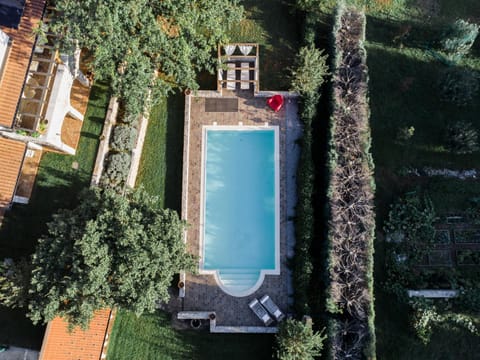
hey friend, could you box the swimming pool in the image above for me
[200,126,280,297]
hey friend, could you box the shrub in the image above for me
[439,68,480,106]
[111,125,138,152]
[290,44,329,97]
[441,19,479,63]
[445,120,479,154]
[103,152,132,189]
[275,319,326,360]
[411,298,479,345]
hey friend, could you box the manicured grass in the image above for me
[364,3,480,358]
[135,98,168,205]
[135,93,185,212]
[107,310,274,360]
[0,81,110,348]
[227,0,301,90]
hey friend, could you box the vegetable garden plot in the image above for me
[454,229,480,244]
[433,230,451,245]
[428,250,453,266]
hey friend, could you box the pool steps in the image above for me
[218,269,260,293]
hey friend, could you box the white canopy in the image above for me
[0,30,9,73]
[41,64,83,154]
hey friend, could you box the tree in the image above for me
[51,0,243,115]
[275,319,326,360]
[290,45,328,98]
[26,187,196,328]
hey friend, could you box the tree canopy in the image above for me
[275,319,326,360]
[51,0,243,115]
[26,187,195,328]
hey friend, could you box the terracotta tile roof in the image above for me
[0,0,46,128]
[39,309,113,360]
[0,137,26,208]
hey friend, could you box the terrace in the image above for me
[178,44,300,330]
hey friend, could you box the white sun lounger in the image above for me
[249,298,273,326]
[226,62,236,90]
[260,295,285,322]
[240,62,250,90]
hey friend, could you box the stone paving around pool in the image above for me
[178,90,300,328]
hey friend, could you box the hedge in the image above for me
[290,12,329,315]
[325,4,376,359]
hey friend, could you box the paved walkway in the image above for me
[0,347,39,360]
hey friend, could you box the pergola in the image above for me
[217,43,259,92]
[12,23,87,154]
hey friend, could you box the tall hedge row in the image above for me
[325,5,376,359]
[291,7,329,316]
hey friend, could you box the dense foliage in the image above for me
[0,258,31,309]
[275,319,326,360]
[26,187,196,328]
[439,67,479,106]
[111,125,138,152]
[326,5,376,359]
[51,0,243,115]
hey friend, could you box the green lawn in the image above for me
[0,81,110,349]
[225,0,301,90]
[364,2,480,358]
[135,93,185,211]
[107,310,274,360]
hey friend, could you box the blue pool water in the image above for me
[203,129,277,296]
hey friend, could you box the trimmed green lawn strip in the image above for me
[135,93,184,212]
[136,98,168,206]
[0,81,110,349]
[107,310,274,360]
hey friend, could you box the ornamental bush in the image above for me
[103,152,132,189]
[111,125,138,152]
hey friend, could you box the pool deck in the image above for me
[179,90,300,328]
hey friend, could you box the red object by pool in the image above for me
[267,95,284,112]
